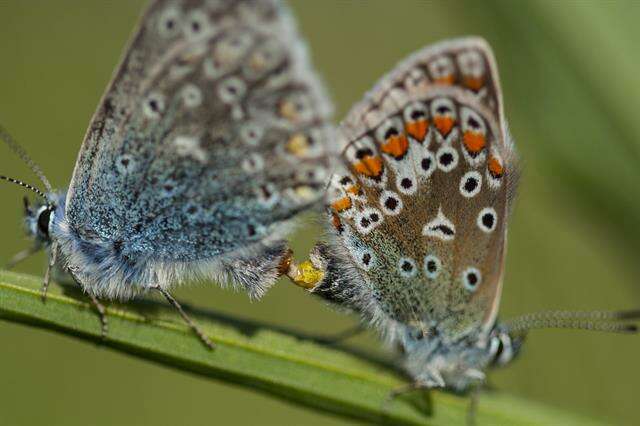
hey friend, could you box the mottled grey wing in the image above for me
[319,38,517,339]
[65,0,334,292]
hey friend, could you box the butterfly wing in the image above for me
[64,0,334,296]
[321,38,517,338]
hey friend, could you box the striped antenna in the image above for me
[0,124,53,194]
[505,309,640,335]
[0,175,47,200]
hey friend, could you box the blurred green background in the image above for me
[1,0,639,425]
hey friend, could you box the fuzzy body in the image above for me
[34,191,290,300]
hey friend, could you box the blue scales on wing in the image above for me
[60,0,335,299]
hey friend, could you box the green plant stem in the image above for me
[0,270,600,425]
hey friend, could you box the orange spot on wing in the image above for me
[434,116,455,136]
[464,76,484,91]
[353,156,383,178]
[346,184,362,196]
[331,196,352,213]
[331,213,342,230]
[381,134,409,159]
[488,156,504,178]
[434,75,455,85]
[463,131,486,153]
[405,119,429,142]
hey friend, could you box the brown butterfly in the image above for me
[283,37,639,419]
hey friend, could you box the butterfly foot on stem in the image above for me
[382,380,433,416]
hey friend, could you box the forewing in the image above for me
[65,0,334,262]
[328,38,516,338]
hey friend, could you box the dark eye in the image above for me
[37,207,52,237]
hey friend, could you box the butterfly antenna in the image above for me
[0,124,53,193]
[505,309,640,335]
[0,175,48,200]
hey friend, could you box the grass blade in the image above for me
[0,270,602,425]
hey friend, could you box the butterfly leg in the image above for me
[68,268,109,339]
[41,241,58,301]
[149,285,215,350]
[467,386,480,426]
[386,381,426,403]
[382,380,433,414]
[6,244,41,270]
[316,324,366,345]
[87,292,109,340]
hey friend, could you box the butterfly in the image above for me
[0,0,334,348]
[283,37,640,416]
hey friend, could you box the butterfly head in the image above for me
[399,320,524,392]
[23,195,57,245]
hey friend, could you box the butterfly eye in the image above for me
[157,6,183,38]
[398,257,418,278]
[477,207,498,233]
[412,329,425,340]
[462,267,482,292]
[218,77,247,104]
[436,146,459,172]
[143,92,166,119]
[423,255,441,279]
[459,171,482,198]
[36,206,52,238]
[379,191,403,216]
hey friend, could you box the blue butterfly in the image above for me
[1,0,335,348]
